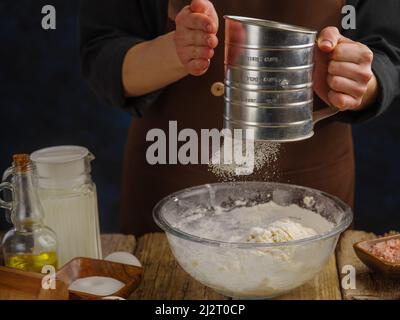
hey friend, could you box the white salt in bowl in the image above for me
[153,182,353,299]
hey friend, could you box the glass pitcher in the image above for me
[30,146,102,267]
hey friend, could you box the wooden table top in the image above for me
[104,231,400,300]
[1,231,399,300]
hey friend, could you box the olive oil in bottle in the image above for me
[0,155,58,273]
[5,252,58,273]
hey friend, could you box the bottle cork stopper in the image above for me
[13,154,31,172]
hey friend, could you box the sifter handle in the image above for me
[313,105,339,124]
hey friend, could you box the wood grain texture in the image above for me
[101,234,136,257]
[0,231,4,265]
[337,230,400,300]
[130,233,226,300]
[0,234,138,300]
[277,255,342,300]
[0,266,69,300]
[4,231,398,300]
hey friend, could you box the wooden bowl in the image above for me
[56,257,143,300]
[353,234,400,279]
[0,266,69,300]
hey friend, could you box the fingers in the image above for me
[327,75,368,100]
[328,60,373,83]
[190,0,218,32]
[327,64,373,111]
[175,2,219,76]
[319,26,375,110]
[186,59,210,76]
[175,29,218,48]
[191,0,211,13]
[328,91,361,111]
[332,42,374,64]
[176,46,215,63]
[176,8,215,33]
[318,27,342,53]
[201,0,219,31]
[190,0,218,21]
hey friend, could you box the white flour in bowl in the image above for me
[168,201,335,298]
[246,219,318,243]
[174,201,332,243]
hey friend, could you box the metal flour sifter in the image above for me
[213,15,339,142]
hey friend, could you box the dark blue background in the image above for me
[0,1,399,234]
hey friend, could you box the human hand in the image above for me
[174,0,219,76]
[313,27,378,111]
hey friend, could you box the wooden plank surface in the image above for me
[131,233,341,300]
[277,255,342,300]
[336,230,400,300]
[101,234,136,258]
[130,233,226,300]
[0,232,2,263]
[3,231,399,300]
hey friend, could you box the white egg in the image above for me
[105,252,142,267]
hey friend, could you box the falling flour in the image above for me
[208,138,281,181]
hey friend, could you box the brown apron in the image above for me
[120,0,355,236]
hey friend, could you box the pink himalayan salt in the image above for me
[370,239,400,264]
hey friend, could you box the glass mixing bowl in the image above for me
[153,182,353,299]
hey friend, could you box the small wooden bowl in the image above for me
[353,234,400,279]
[0,266,69,300]
[56,257,143,300]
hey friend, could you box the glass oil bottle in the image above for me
[0,154,58,273]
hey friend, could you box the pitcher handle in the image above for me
[1,166,14,223]
[313,105,339,124]
[0,182,14,211]
[2,166,13,182]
